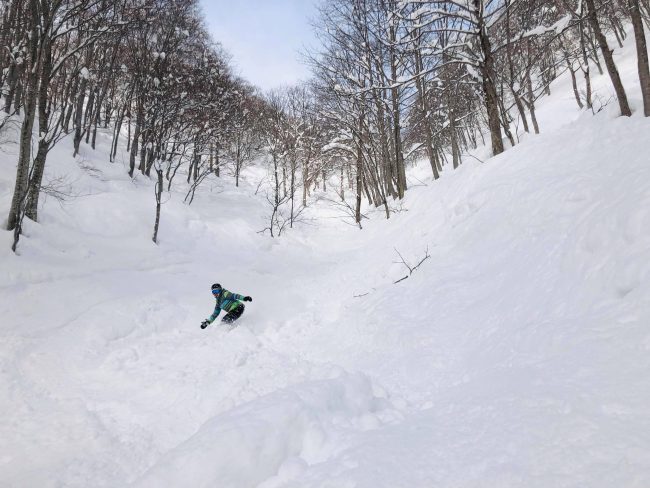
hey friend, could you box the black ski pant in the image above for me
[222,303,245,324]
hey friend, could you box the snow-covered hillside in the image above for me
[1,32,650,488]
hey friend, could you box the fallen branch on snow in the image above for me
[393,246,430,284]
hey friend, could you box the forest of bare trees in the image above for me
[1,0,649,250]
[0,0,258,249]
[306,0,650,226]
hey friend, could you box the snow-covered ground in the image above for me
[1,34,649,488]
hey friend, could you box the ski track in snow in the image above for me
[2,31,650,488]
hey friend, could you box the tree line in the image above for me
[1,0,649,249]
[303,0,650,226]
[0,0,263,250]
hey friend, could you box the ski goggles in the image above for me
[212,289,221,295]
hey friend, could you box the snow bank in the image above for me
[265,112,650,488]
[134,372,395,488]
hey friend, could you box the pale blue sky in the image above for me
[200,0,319,90]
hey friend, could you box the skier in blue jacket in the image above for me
[201,283,252,329]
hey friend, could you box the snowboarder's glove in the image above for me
[243,296,252,302]
[200,320,210,329]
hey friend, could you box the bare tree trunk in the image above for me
[194,148,200,181]
[586,33,604,75]
[578,24,594,110]
[566,56,584,109]
[4,61,18,113]
[449,111,461,169]
[72,76,89,157]
[612,21,625,48]
[270,152,280,238]
[413,30,439,180]
[129,99,143,177]
[585,0,632,116]
[390,89,406,198]
[630,0,650,116]
[152,168,163,244]
[62,78,77,133]
[139,128,148,175]
[215,142,220,177]
[289,160,296,228]
[91,43,120,150]
[523,40,540,134]
[375,94,397,197]
[187,147,198,183]
[498,95,516,147]
[126,113,131,151]
[511,88,530,133]
[144,145,155,176]
[386,2,407,198]
[505,2,529,134]
[302,162,309,206]
[282,165,287,197]
[110,100,127,162]
[2,0,21,114]
[474,0,504,155]
[25,27,54,221]
[606,2,627,48]
[83,86,96,144]
[525,70,540,134]
[7,1,39,235]
[355,115,363,227]
[14,80,23,115]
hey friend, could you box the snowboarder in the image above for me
[201,283,252,329]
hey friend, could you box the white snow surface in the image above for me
[1,35,650,488]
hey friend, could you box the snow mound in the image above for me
[135,372,397,488]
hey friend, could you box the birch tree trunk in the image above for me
[25,25,54,222]
[7,0,39,234]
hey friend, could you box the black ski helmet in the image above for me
[211,283,222,291]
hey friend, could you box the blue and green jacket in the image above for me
[208,289,246,323]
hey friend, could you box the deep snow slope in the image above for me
[1,33,650,488]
